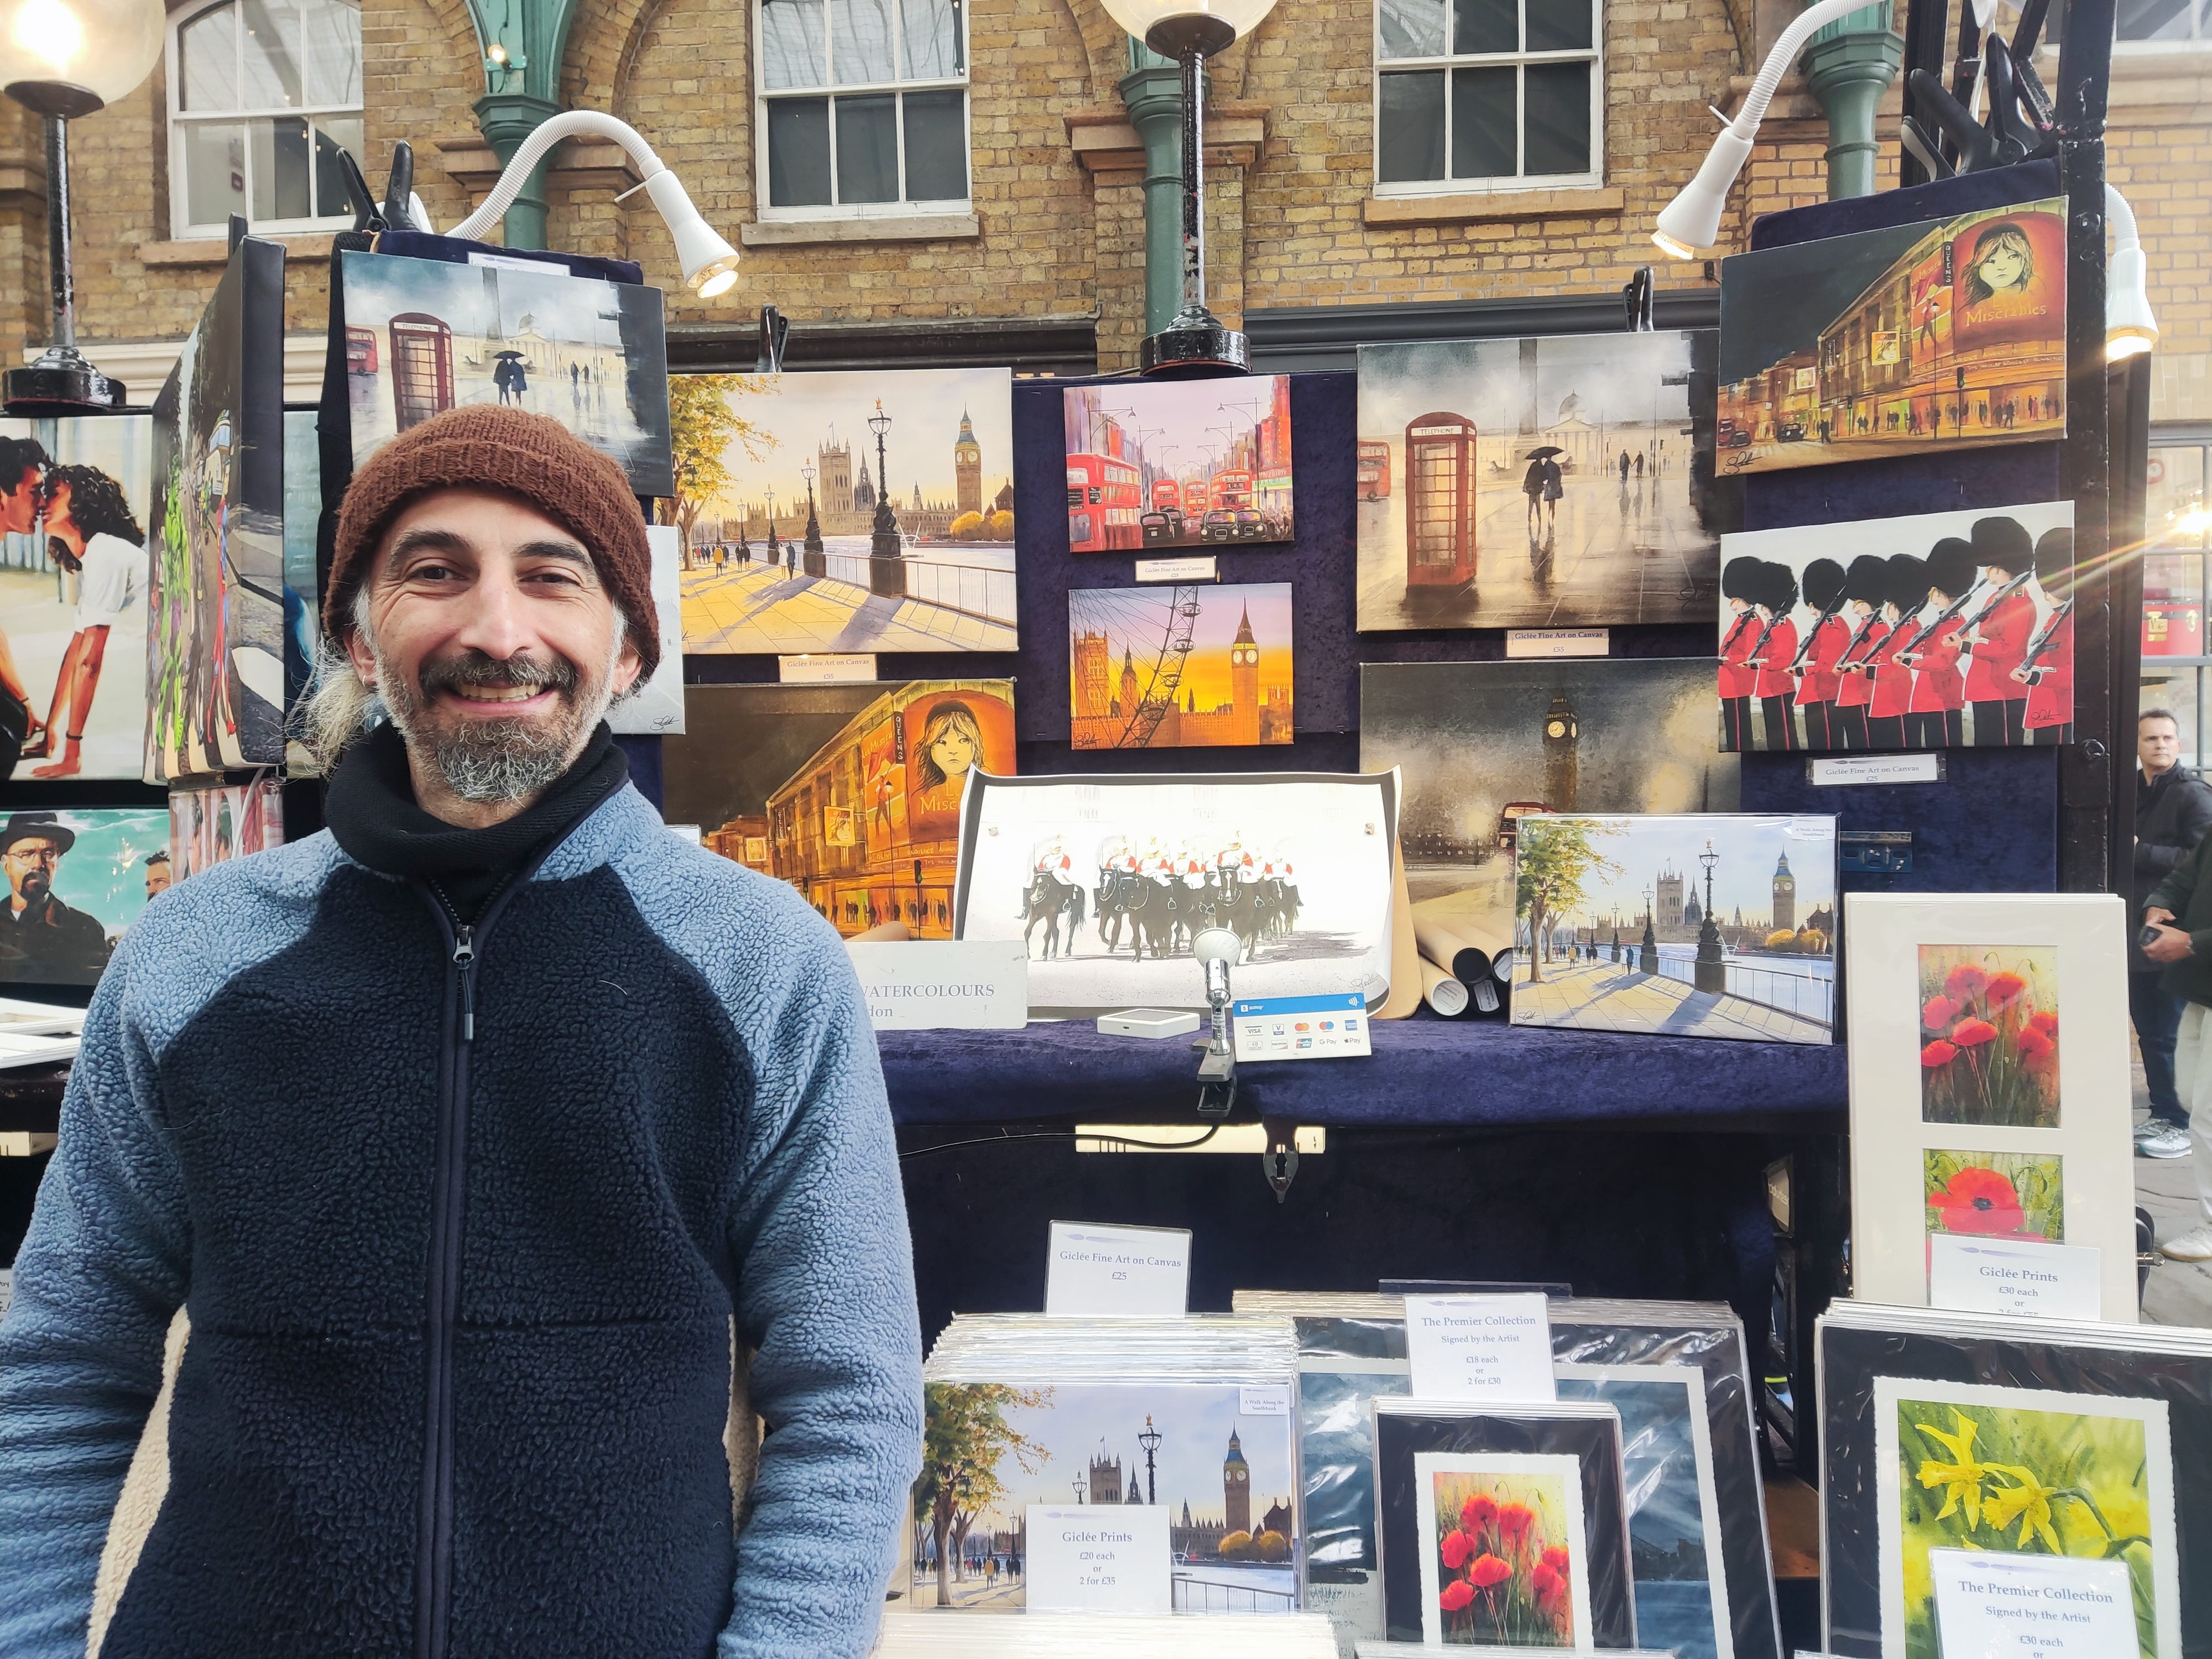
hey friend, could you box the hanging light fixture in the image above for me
[2105,183,2158,362]
[0,0,165,410]
[1094,0,1280,375]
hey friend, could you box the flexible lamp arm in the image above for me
[2105,181,2140,253]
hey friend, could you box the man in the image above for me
[2131,708,2212,1160]
[0,812,113,985]
[1959,514,2036,745]
[2143,833,2212,1260]
[23,462,147,778]
[0,434,51,775]
[0,408,921,1659]
[143,849,172,901]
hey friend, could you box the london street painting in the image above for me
[1355,332,1727,631]
[672,368,1016,654]
[1412,1455,1589,1647]
[660,680,1015,940]
[0,807,171,988]
[1510,814,1837,1046]
[1717,199,2067,476]
[1064,375,1293,551]
[1918,944,2060,1128]
[1068,583,1293,750]
[911,1382,1298,1614]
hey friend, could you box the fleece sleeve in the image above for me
[0,954,190,1659]
[717,927,922,1659]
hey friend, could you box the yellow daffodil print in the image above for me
[1913,1411,1989,1528]
[1981,1466,2062,1553]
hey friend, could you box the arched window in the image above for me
[167,0,364,236]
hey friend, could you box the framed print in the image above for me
[1071,583,1292,750]
[1064,376,1292,552]
[1412,1451,1593,1647]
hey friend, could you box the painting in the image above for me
[1718,197,2067,476]
[1361,659,1739,975]
[0,807,172,987]
[953,769,1399,1016]
[146,236,288,779]
[1717,502,2075,753]
[660,680,1014,938]
[911,1381,1299,1614]
[1069,583,1292,750]
[672,368,1015,653]
[1510,813,1837,1046]
[1413,1455,1588,1647]
[606,525,685,735]
[1918,945,2059,1128]
[280,407,321,773]
[1355,332,1728,630]
[1064,375,1292,551]
[1923,1150,2064,1247]
[168,775,284,886]
[0,414,153,781]
[340,249,672,496]
[1874,1378,2182,1659]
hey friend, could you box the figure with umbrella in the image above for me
[1523,446,1564,536]
[493,349,529,406]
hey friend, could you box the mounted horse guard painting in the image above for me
[1024,833,1302,964]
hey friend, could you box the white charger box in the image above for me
[1096,1008,1202,1040]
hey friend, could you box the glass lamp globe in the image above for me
[0,0,164,114]
[1096,0,1278,56]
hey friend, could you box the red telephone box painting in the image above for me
[388,313,455,432]
[1404,412,1478,589]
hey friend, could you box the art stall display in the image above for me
[1069,583,1293,750]
[1716,502,2074,752]
[1717,197,2067,477]
[279,407,321,770]
[1509,813,1838,1046]
[0,807,172,988]
[1843,893,2137,1320]
[1354,332,1726,630]
[1373,1397,1637,1649]
[1817,1300,2212,1659]
[145,236,288,779]
[953,770,1399,1016]
[1063,375,1293,552]
[661,680,1015,939]
[672,368,1016,654]
[339,249,672,496]
[168,774,284,883]
[0,414,154,781]
[1360,660,1740,981]
[607,525,686,735]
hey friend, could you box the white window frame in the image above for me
[165,0,364,240]
[1371,0,1604,197]
[2114,0,2212,50]
[753,0,974,222]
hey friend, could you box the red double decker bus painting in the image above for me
[1358,438,1391,499]
[1211,469,1254,509]
[1152,478,1181,514]
[1067,452,1144,551]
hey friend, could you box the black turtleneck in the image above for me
[324,721,629,924]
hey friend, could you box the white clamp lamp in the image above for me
[448,109,742,299]
[2106,182,2158,362]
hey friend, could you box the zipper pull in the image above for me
[451,925,474,968]
[453,926,476,1042]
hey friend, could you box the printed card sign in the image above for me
[778,653,878,684]
[1232,992,1371,1061]
[1404,1295,1556,1402]
[1505,628,1610,659]
[1927,1236,2101,1321]
[1044,1220,1192,1318]
[844,941,1026,1031]
[1928,1548,2135,1657]
[1025,1505,1172,1613]
[1809,753,1945,785]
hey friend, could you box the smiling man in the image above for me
[0,408,922,1659]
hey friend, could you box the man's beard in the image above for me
[375,640,618,804]
[19,871,49,906]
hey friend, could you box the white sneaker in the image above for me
[2137,1125,2193,1159]
[2159,1223,2212,1262]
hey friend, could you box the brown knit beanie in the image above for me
[329,406,660,681]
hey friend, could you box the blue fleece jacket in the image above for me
[0,785,922,1659]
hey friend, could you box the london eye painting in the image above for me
[1068,583,1293,750]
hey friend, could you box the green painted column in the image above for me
[1119,39,1194,337]
[1803,2,1903,201]
[463,0,585,248]
[474,93,560,249]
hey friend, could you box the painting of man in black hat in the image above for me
[0,812,114,984]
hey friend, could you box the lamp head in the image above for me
[0,0,162,114]
[1650,127,1755,260]
[1192,927,1240,967]
[2107,243,2158,362]
[642,169,740,299]
[1096,0,1276,55]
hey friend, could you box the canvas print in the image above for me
[673,368,1015,654]
[661,680,1014,939]
[0,415,153,781]
[607,525,684,736]
[1918,945,2059,1127]
[1872,1378,2182,1659]
[954,769,1398,1015]
[1717,502,2074,752]
[1361,660,1740,975]
[1063,375,1292,551]
[1923,1150,2064,1250]
[341,250,671,496]
[1069,583,1292,750]
[1509,813,1836,1045]
[168,775,283,885]
[1355,332,1728,630]
[0,807,171,987]
[911,1381,1298,1614]
[1718,198,2067,476]
[147,238,287,779]
[1413,1456,1588,1647]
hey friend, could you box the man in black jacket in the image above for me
[2133,709,2212,1159]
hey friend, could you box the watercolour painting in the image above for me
[1064,375,1292,551]
[0,807,171,988]
[1717,199,2067,476]
[660,680,1015,940]
[1872,1378,2180,1659]
[1355,332,1726,631]
[1922,1150,2064,1248]
[1069,583,1292,750]
[1412,1453,1589,1648]
[1918,944,2059,1128]
[673,368,1016,654]
[910,1381,1299,1614]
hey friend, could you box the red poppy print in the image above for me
[1917,945,2060,1129]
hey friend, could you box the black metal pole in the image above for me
[1179,44,1206,321]
[43,114,74,350]
[2107,352,2154,898]
[1898,0,1953,187]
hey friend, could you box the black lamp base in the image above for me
[4,347,126,415]
[1139,316,1250,378]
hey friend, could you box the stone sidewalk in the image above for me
[2135,1047,2212,1327]
[1511,959,1830,1044]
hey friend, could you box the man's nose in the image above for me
[444,570,538,659]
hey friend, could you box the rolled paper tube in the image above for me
[1419,954,1469,1018]
[1411,916,1494,987]
[1469,978,1504,1016]
[1490,947,1516,983]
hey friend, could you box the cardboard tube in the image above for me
[1411,915,1495,987]
[1419,954,1469,1017]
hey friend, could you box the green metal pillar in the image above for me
[463,0,584,248]
[1119,39,1194,337]
[1803,2,1903,201]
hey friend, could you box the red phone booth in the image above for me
[1404,411,1479,589]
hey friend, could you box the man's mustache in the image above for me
[19,872,48,901]
[416,650,580,702]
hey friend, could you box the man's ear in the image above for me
[343,615,379,688]
[611,638,644,698]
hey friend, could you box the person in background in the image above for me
[1895,538,1974,748]
[2132,708,2212,1160]
[2141,822,2212,1258]
[143,851,172,902]
[0,435,52,774]
[0,813,112,985]
[1959,515,2037,745]
[23,464,146,778]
